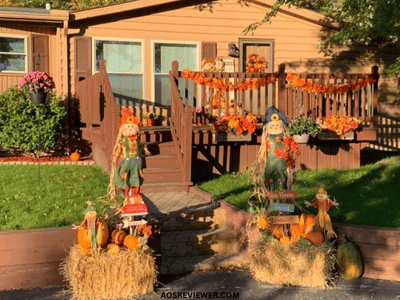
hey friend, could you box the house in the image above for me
[0,0,398,189]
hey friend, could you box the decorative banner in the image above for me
[267,190,297,201]
[269,215,300,225]
[270,202,295,213]
[286,73,375,94]
[181,69,278,92]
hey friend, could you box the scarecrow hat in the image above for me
[315,185,328,195]
[264,106,287,126]
[83,204,96,216]
[118,108,141,129]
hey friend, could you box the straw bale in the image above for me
[61,245,156,300]
[249,238,336,288]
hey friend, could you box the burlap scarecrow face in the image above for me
[264,106,287,136]
[118,108,141,137]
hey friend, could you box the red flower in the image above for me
[274,146,284,158]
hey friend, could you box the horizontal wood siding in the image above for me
[0,227,75,290]
[0,25,65,95]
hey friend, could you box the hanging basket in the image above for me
[29,92,47,105]
[292,134,310,144]
[213,132,252,143]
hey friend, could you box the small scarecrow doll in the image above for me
[257,106,300,191]
[108,108,144,203]
[82,204,99,249]
[305,185,339,239]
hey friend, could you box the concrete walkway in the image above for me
[0,269,399,300]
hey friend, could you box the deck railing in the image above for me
[75,59,119,171]
[174,62,378,124]
[169,61,193,183]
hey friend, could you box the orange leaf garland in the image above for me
[286,73,375,94]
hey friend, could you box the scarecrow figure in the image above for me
[108,108,145,203]
[305,185,339,239]
[257,106,300,191]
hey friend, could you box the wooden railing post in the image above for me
[371,65,379,126]
[278,63,286,114]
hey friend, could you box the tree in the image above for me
[242,0,400,75]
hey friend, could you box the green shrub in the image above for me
[0,87,66,154]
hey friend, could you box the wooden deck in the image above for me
[74,60,379,190]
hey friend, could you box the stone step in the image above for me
[194,253,250,272]
[157,206,225,231]
[159,255,211,275]
[161,228,238,257]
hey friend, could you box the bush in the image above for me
[0,88,66,154]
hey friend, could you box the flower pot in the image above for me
[29,92,47,105]
[146,118,155,127]
[292,134,309,144]
[317,131,354,140]
[213,132,252,143]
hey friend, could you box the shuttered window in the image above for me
[153,42,199,106]
[94,38,144,106]
[0,35,27,72]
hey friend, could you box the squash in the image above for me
[76,220,109,249]
[107,243,120,255]
[124,234,139,250]
[111,230,127,245]
[336,239,363,280]
[70,152,81,162]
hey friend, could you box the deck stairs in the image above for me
[140,127,192,192]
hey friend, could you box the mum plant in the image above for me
[318,116,361,138]
[143,112,159,120]
[213,112,257,135]
[18,71,55,94]
[287,116,320,137]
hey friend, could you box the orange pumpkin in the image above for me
[107,243,120,255]
[76,220,109,249]
[124,234,139,250]
[70,152,80,162]
[111,230,127,245]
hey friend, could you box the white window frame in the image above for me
[92,37,145,98]
[151,40,200,103]
[0,34,28,73]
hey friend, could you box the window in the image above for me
[0,36,27,72]
[153,42,198,106]
[94,38,143,106]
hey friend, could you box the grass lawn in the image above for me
[197,155,400,228]
[0,165,118,231]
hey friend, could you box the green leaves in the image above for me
[0,88,66,154]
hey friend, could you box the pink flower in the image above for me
[18,71,55,93]
[195,106,202,113]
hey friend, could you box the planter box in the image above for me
[212,132,252,143]
[317,131,354,140]
[0,227,75,291]
[292,134,309,144]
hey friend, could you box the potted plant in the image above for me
[18,71,55,105]
[286,116,320,143]
[143,112,159,126]
[213,112,257,142]
[317,116,361,140]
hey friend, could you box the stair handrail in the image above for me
[169,61,193,183]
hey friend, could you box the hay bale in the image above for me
[249,238,336,288]
[61,245,157,300]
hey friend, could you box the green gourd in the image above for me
[336,237,363,280]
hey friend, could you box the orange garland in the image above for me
[286,73,375,94]
[181,69,278,93]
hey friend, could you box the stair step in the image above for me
[145,141,177,155]
[141,182,192,193]
[194,253,250,272]
[142,168,183,183]
[144,154,180,169]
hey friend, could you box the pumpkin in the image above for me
[107,243,120,255]
[76,220,109,249]
[290,215,324,245]
[70,152,80,162]
[124,234,139,250]
[279,236,290,244]
[111,230,127,245]
[336,239,363,280]
[80,248,93,256]
[304,231,324,246]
